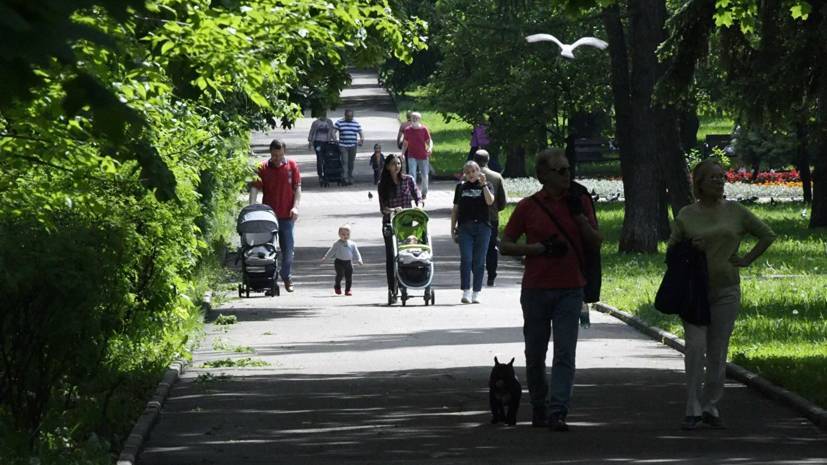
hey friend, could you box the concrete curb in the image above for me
[594,302,827,430]
[116,292,212,465]
[117,360,187,465]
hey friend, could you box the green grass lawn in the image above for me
[499,202,827,408]
[697,115,735,145]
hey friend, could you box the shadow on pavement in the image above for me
[138,367,826,465]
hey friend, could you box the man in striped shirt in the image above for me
[334,109,364,185]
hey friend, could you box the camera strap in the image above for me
[530,194,585,275]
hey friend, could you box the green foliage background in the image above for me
[0,0,422,462]
[427,0,611,154]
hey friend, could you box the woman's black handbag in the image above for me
[655,240,710,325]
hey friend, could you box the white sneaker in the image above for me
[471,291,481,303]
[461,289,471,304]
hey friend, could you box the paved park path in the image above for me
[137,71,826,465]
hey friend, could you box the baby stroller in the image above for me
[236,204,280,298]
[320,141,346,187]
[388,208,435,306]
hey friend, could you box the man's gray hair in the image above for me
[473,149,490,167]
[535,148,566,176]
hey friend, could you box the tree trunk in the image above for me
[615,0,667,253]
[796,121,813,203]
[679,109,700,152]
[646,0,693,217]
[655,106,694,215]
[504,144,526,178]
[602,5,634,166]
[811,68,827,227]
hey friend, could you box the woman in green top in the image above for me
[669,158,776,430]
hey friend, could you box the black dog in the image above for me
[489,357,521,426]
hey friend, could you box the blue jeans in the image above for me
[407,157,429,198]
[457,221,491,292]
[277,218,295,282]
[520,288,584,419]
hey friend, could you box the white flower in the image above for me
[240,5,252,12]
[792,310,799,315]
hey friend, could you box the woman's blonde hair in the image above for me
[691,158,724,200]
[463,160,480,172]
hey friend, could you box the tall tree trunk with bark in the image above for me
[811,72,827,227]
[655,106,694,216]
[504,144,526,178]
[808,5,827,227]
[646,0,693,217]
[621,0,667,253]
[795,121,813,203]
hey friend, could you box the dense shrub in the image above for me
[0,1,420,462]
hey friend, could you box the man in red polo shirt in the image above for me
[501,148,602,432]
[249,139,301,292]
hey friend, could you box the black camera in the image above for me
[542,234,569,257]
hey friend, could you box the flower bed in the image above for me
[726,168,801,184]
[504,177,806,201]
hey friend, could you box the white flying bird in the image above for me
[525,33,608,59]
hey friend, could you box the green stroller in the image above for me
[389,208,435,306]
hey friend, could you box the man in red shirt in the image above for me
[401,112,433,199]
[501,148,602,432]
[249,139,301,292]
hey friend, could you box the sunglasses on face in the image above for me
[548,166,570,176]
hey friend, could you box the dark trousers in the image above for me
[486,220,499,283]
[383,224,395,291]
[334,259,353,291]
[313,143,326,177]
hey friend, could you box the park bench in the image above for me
[573,137,617,163]
[703,134,733,156]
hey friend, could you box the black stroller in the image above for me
[319,141,346,187]
[236,204,280,297]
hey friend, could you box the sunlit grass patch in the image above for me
[201,357,269,368]
[214,314,238,325]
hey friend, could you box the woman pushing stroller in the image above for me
[377,154,422,303]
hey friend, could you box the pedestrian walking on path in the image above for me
[473,149,507,287]
[451,161,494,304]
[500,148,603,431]
[378,154,422,298]
[334,109,364,185]
[249,139,301,292]
[307,111,335,180]
[401,112,433,199]
[369,143,385,184]
[320,224,363,296]
[669,158,776,431]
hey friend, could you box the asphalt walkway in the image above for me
[137,71,826,465]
